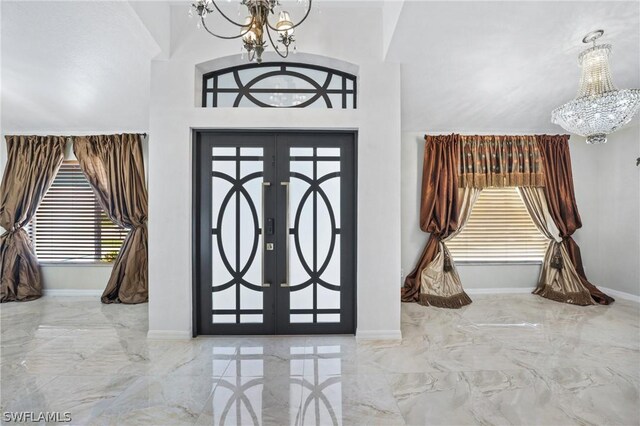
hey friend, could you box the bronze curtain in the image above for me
[536,135,613,305]
[401,134,473,308]
[73,134,148,304]
[0,136,66,302]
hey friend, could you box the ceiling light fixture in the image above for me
[551,30,640,144]
[190,0,311,64]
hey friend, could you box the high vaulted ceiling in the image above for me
[389,1,640,132]
[1,1,639,135]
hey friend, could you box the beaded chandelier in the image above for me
[551,30,640,144]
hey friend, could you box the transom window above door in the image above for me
[202,62,357,109]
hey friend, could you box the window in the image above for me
[447,188,548,262]
[202,62,357,109]
[31,161,127,263]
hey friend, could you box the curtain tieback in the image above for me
[1,225,24,241]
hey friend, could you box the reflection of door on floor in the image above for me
[194,131,357,335]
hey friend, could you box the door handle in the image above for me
[280,181,290,288]
[261,182,271,288]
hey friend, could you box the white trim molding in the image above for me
[598,287,640,304]
[43,289,103,297]
[356,329,402,341]
[147,330,192,340]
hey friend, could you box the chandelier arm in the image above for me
[200,15,255,40]
[208,0,248,27]
[266,25,289,59]
[265,0,312,32]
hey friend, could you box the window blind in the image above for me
[446,188,549,262]
[31,161,127,262]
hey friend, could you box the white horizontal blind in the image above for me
[447,187,549,262]
[32,161,127,262]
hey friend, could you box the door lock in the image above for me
[266,243,274,251]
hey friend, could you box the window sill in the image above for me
[455,261,543,266]
[39,262,115,267]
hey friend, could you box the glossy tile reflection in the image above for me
[1,295,639,425]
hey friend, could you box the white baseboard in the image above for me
[466,287,532,295]
[356,329,402,340]
[147,330,192,340]
[44,289,103,297]
[598,287,640,303]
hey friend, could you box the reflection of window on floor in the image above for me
[30,161,127,263]
[209,344,344,425]
[447,188,548,262]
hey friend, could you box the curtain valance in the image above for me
[458,135,545,189]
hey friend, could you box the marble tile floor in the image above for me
[1,294,639,425]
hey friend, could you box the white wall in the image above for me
[147,5,402,338]
[595,124,640,296]
[401,125,640,297]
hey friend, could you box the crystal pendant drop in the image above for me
[551,30,640,143]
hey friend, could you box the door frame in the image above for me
[192,129,358,336]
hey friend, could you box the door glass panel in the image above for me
[317,148,340,157]
[320,178,341,228]
[317,285,340,310]
[240,282,262,309]
[317,314,340,323]
[240,161,262,179]
[290,314,313,323]
[290,147,313,157]
[212,147,235,156]
[289,233,309,289]
[212,285,236,310]
[290,284,313,310]
[240,314,263,323]
[211,147,265,325]
[315,197,332,270]
[321,235,340,286]
[211,237,233,286]
[241,147,264,156]
[212,314,236,323]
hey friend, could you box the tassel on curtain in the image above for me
[401,134,474,308]
[73,134,148,304]
[0,136,66,302]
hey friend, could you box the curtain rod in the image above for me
[2,132,147,138]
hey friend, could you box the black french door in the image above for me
[194,131,356,335]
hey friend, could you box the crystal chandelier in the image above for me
[190,0,312,63]
[551,30,640,144]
